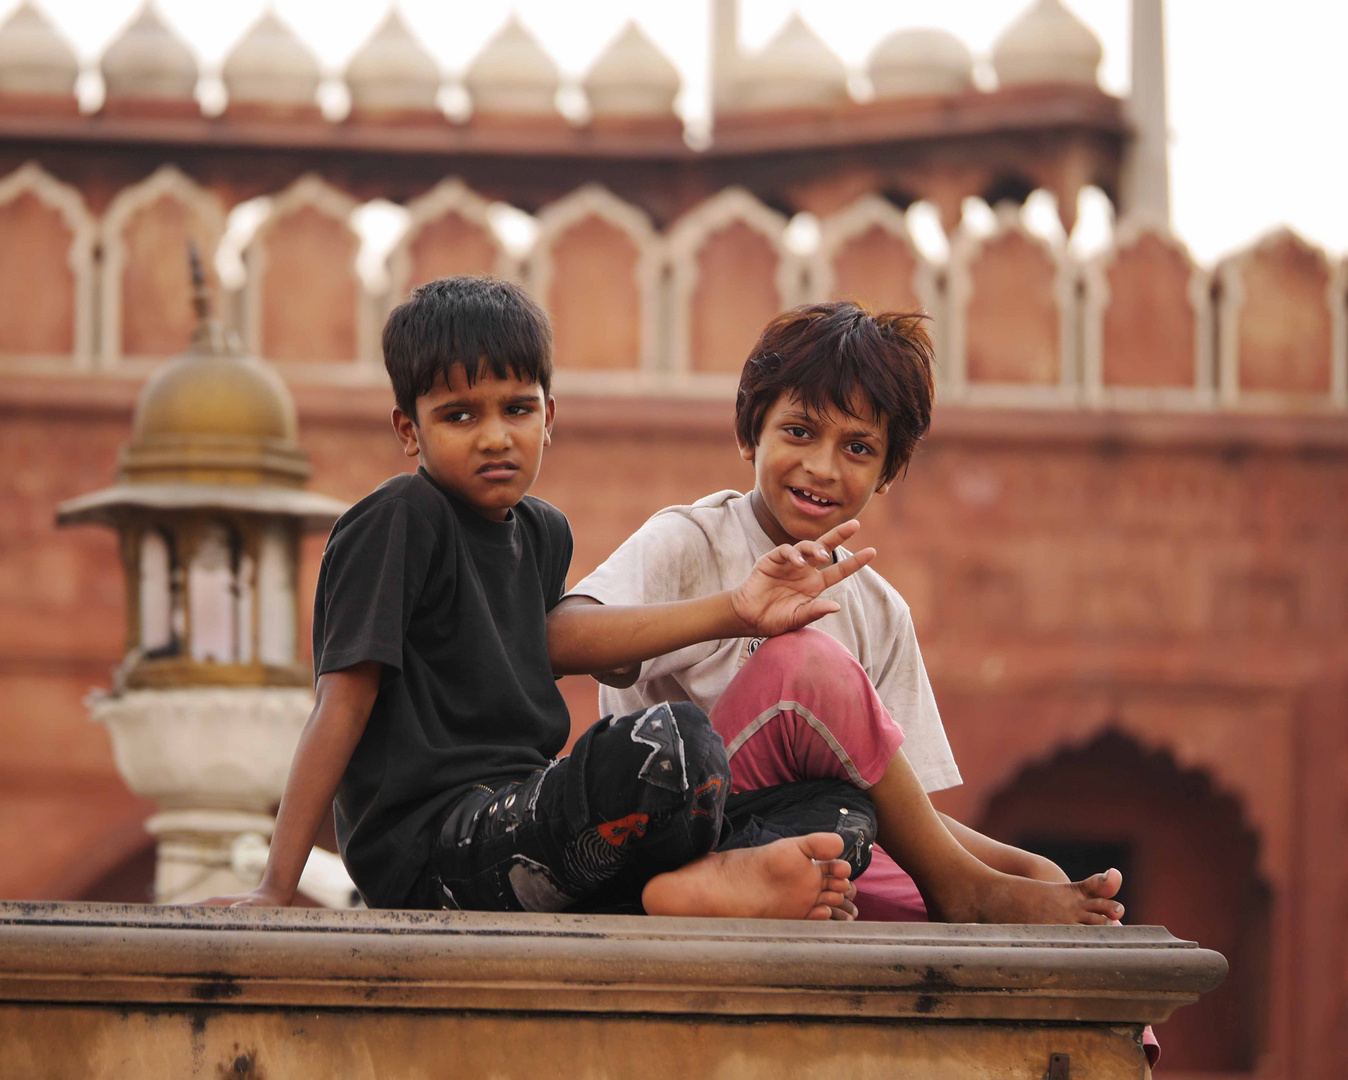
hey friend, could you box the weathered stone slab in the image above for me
[0,901,1225,1079]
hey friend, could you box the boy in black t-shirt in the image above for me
[205,276,876,918]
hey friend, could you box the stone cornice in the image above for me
[0,901,1225,1024]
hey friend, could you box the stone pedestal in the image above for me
[0,903,1226,1079]
[89,688,312,901]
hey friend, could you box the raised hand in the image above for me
[729,519,876,638]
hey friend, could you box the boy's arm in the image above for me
[197,662,381,906]
[548,520,875,677]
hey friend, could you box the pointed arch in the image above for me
[0,162,95,365]
[100,165,226,366]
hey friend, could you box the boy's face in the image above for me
[392,364,554,521]
[738,391,891,546]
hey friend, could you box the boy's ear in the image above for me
[875,477,893,495]
[542,395,556,448]
[735,431,756,463]
[391,406,420,459]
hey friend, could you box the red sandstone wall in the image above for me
[2,382,1347,1076]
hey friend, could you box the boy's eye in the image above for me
[445,410,471,423]
[784,425,811,439]
[846,442,874,456]
[506,403,536,416]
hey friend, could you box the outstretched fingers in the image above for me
[819,546,876,588]
[815,519,862,552]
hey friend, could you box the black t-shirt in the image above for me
[313,468,573,908]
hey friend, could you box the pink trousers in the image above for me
[707,628,1161,1068]
[708,627,927,922]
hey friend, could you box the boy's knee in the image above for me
[577,702,729,820]
[747,628,868,696]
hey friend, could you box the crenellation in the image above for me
[241,174,364,366]
[1218,228,1340,408]
[527,183,663,384]
[98,164,224,367]
[0,161,94,365]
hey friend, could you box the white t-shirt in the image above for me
[567,490,962,794]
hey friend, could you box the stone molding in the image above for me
[1080,215,1213,410]
[0,161,95,365]
[0,902,1226,1023]
[98,164,226,367]
[527,183,664,378]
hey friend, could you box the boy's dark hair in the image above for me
[735,302,936,483]
[383,276,553,420]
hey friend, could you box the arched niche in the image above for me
[527,184,661,376]
[0,162,94,364]
[243,174,365,364]
[811,194,937,316]
[386,179,513,301]
[946,203,1076,404]
[1217,228,1342,405]
[666,187,804,379]
[1082,219,1213,407]
[977,731,1270,1073]
[100,165,226,366]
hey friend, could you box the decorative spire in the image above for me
[101,4,198,103]
[869,28,974,99]
[992,0,1103,88]
[464,16,560,115]
[222,11,321,107]
[187,241,234,356]
[346,8,440,113]
[729,13,847,112]
[583,22,680,117]
[0,1,79,98]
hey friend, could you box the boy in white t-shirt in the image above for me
[553,302,1124,926]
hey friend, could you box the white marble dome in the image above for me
[464,16,559,116]
[101,4,198,102]
[0,2,79,97]
[869,28,974,99]
[222,11,321,106]
[346,9,440,112]
[583,22,680,117]
[992,0,1102,87]
[732,13,848,112]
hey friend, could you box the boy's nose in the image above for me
[478,419,511,451]
[802,447,840,482]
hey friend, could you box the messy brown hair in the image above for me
[735,302,936,482]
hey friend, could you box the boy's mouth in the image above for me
[787,486,839,515]
[478,460,520,481]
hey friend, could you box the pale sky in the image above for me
[11,1,1348,265]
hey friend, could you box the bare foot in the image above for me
[642,833,855,921]
[932,867,1125,925]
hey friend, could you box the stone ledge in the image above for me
[0,901,1225,1024]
